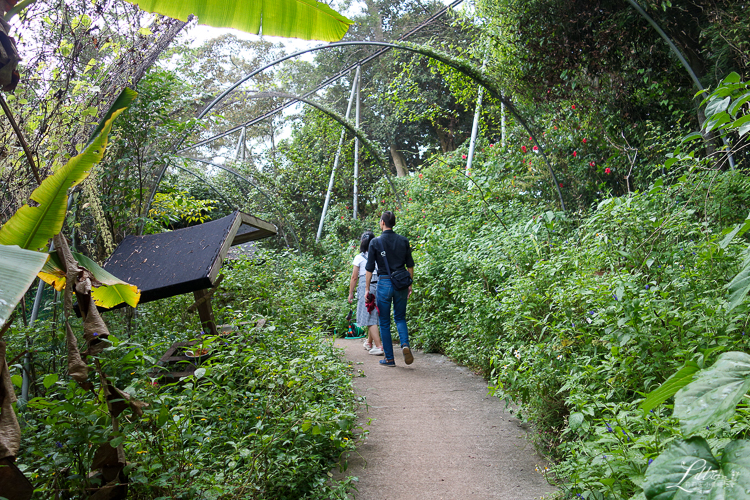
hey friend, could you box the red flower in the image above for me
[490,143,494,147]
[582,138,587,143]
[605,167,611,174]
[341,216,344,219]
[554,126,558,130]
[572,151,577,157]
[521,146,527,153]
[571,105,576,110]
[559,183,564,187]
[418,174,423,178]
[382,200,385,203]
[532,146,539,152]
[462,154,467,159]
[589,161,595,167]
[528,136,532,141]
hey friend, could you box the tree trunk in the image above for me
[390,145,408,177]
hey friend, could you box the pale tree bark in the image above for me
[364,0,384,42]
[390,144,408,177]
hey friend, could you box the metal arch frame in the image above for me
[145,89,405,243]
[147,88,404,216]
[248,90,402,207]
[625,0,735,170]
[180,156,301,251]
[170,41,566,211]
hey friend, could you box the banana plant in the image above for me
[0,245,48,326]
[122,0,352,41]
[38,251,140,309]
[0,89,139,327]
[5,0,352,42]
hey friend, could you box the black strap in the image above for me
[374,237,393,278]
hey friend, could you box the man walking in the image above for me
[365,211,415,366]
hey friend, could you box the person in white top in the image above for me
[348,231,383,355]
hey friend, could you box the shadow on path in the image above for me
[334,338,557,500]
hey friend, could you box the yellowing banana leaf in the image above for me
[0,92,135,251]
[0,244,49,326]
[124,0,352,42]
[38,252,141,309]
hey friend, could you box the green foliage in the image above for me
[0,245,49,325]
[147,190,216,232]
[640,352,750,499]
[13,250,360,499]
[0,99,130,250]
[124,0,353,42]
[352,116,750,498]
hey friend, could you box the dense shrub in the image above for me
[360,128,750,498]
[11,251,360,499]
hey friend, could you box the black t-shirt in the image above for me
[365,230,414,275]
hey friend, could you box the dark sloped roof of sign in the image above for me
[103,211,275,305]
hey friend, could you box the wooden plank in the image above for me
[232,213,277,245]
[193,289,218,336]
[208,212,241,284]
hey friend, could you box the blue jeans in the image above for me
[376,277,409,361]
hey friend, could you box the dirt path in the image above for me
[334,338,556,500]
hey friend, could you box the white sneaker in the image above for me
[363,341,373,350]
[369,347,384,356]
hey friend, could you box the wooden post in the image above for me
[193,289,218,336]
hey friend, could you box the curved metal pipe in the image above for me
[151,89,404,222]
[181,156,301,251]
[625,0,735,170]
[174,41,566,210]
[252,91,402,209]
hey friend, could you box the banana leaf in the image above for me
[38,252,141,309]
[0,96,132,251]
[0,244,49,326]
[123,0,352,42]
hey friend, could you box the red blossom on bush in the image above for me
[528,136,532,141]
[589,161,595,167]
[554,126,558,130]
[418,174,423,178]
[559,183,564,187]
[572,151,577,157]
[605,167,611,174]
[521,146,527,153]
[490,143,494,147]
[462,154,467,159]
[571,105,576,110]
[532,146,539,152]
[582,138,587,143]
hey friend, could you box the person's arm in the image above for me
[365,240,377,295]
[405,238,415,297]
[348,266,359,303]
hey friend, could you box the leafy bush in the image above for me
[12,249,361,499]
[356,119,750,499]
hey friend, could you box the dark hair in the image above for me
[359,230,375,253]
[381,211,396,228]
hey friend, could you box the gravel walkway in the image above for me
[334,338,557,500]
